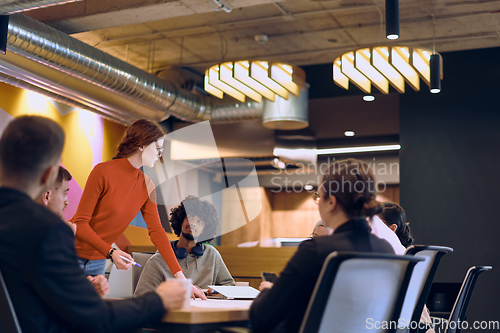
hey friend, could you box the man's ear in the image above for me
[40,164,58,188]
[42,190,51,205]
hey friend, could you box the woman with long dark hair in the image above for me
[73,119,203,297]
[250,158,395,333]
[377,201,415,248]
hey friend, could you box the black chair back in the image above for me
[403,245,453,332]
[445,266,492,333]
[0,268,22,333]
[299,252,424,333]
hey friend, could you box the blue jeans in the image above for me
[77,257,107,276]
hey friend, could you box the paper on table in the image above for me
[190,299,252,309]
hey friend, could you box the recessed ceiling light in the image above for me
[316,144,401,155]
[363,95,375,102]
[344,131,355,137]
[304,184,314,191]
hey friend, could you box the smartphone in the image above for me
[261,272,279,283]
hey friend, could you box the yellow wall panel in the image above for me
[102,119,126,162]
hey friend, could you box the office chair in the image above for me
[132,252,155,293]
[396,245,453,333]
[432,266,492,333]
[103,264,134,299]
[0,268,22,333]
[299,252,424,333]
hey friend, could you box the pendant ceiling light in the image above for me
[386,0,399,40]
[1,15,8,54]
[204,61,306,102]
[333,46,443,94]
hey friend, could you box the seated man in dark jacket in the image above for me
[0,115,186,333]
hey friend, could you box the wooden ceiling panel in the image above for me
[15,0,500,157]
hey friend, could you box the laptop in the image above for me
[207,285,260,300]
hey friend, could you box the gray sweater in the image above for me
[134,241,235,296]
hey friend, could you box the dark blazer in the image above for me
[250,218,395,333]
[0,188,165,333]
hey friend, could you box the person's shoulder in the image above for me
[294,238,321,257]
[202,243,215,250]
[201,243,219,256]
[370,234,397,254]
[148,251,166,265]
[21,201,70,238]
[88,160,110,176]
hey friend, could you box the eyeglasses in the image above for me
[155,142,164,156]
[312,192,320,205]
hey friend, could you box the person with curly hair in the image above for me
[134,195,234,296]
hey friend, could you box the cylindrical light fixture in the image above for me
[0,15,8,54]
[430,54,441,93]
[386,0,399,40]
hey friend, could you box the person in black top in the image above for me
[250,158,395,333]
[0,116,186,333]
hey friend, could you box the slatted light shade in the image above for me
[204,61,306,102]
[333,46,443,94]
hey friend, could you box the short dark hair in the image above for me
[169,195,220,243]
[54,166,72,187]
[0,116,65,185]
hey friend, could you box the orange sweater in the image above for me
[73,158,182,275]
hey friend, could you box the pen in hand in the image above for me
[119,255,142,267]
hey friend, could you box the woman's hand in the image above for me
[111,249,133,270]
[259,281,274,291]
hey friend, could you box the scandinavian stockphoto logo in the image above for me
[268,158,399,194]
[143,121,262,242]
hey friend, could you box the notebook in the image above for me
[207,285,260,300]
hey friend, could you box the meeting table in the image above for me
[144,298,252,332]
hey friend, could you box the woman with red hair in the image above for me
[73,119,204,297]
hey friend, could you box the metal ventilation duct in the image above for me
[0,13,273,125]
[0,0,82,15]
[0,72,128,121]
